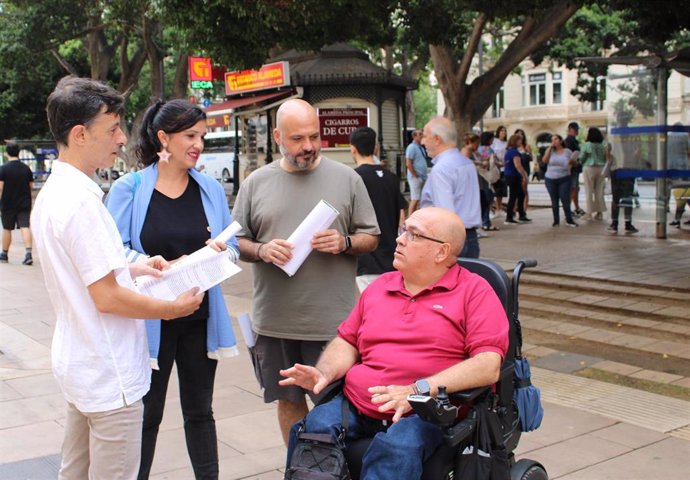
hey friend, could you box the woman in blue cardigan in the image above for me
[106,99,239,479]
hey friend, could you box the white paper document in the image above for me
[237,313,257,348]
[279,200,340,277]
[135,222,243,301]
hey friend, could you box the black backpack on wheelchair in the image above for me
[341,258,547,480]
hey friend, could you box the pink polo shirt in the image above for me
[338,263,508,420]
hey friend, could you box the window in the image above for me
[593,77,606,111]
[529,73,547,106]
[492,86,504,117]
[552,72,562,104]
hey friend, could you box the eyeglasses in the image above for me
[398,225,446,244]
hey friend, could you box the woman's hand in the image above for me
[205,239,227,252]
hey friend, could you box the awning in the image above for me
[205,89,297,117]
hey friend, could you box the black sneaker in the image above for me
[505,218,519,224]
[625,224,639,234]
[566,221,579,228]
[575,208,586,215]
[552,222,559,227]
[519,216,533,222]
[606,224,618,234]
[0,252,7,263]
[22,253,33,266]
[670,220,680,227]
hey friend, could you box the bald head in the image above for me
[276,99,318,133]
[274,99,321,171]
[414,207,465,261]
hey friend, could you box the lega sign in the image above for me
[318,108,369,148]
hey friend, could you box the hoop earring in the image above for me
[157,143,171,163]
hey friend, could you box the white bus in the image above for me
[197,130,242,183]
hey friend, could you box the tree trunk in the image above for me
[143,17,164,99]
[172,52,189,99]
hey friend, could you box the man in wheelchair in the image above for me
[280,207,509,479]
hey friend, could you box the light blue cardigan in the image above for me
[105,163,240,368]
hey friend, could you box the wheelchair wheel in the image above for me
[511,458,548,480]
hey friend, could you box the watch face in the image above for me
[416,379,431,395]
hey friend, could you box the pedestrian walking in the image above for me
[0,143,34,265]
[405,128,428,216]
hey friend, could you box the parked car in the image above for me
[197,130,242,183]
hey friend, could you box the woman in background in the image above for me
[503,133,531,224]
[515,128,533,215]
[106,99,240,479]
[542,134,578,227]
[491,125,508,215]
[579,127,607,220]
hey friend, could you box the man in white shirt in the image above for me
[32,76,204,480]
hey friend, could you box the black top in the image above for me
[354,164,407,275]
[141,177,210,321]
[0,160,33,211]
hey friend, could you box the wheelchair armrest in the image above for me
[449,385,491,403]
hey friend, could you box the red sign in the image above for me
[318,108,369,148]
[189,57,212,81]
[206,114,232,129]
[225,61,290,95]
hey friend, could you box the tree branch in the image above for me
[50,48,79,75]
[457,13,487,85]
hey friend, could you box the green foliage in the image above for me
[413,73,437,128]
[540,2,690,103]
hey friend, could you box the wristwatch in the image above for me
[414,379,431,396]
[343,235,352,252]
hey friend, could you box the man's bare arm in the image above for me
[88,271,203,320]
[279,336,360,394]
[369,351,502,422]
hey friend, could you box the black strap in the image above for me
[340,395,349,433]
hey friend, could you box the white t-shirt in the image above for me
[31,161,150,413]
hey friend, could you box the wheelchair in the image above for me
[342,257,547,480]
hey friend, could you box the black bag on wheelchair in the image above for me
[285,397,351,480]
[456,395,511,480]
[285,431,350,480]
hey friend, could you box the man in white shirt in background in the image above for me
[32,76,203,480]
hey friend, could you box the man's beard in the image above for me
[279,143,318,170]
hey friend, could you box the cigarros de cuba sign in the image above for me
[318,108,369,148]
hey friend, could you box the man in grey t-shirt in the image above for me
[232,99,379,444]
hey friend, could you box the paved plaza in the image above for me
[1,183,689,479]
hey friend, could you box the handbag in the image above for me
[456,395,511,480]
[285,398,351,480]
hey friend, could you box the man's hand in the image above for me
[311,229,345,254]
[279,363,330,394]
[258,239,293,266]
[129,255,170,278]
[164,287,203,320]
[368,384,416,422]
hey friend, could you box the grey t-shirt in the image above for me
[232,157,380,340]
[544,148,573,180]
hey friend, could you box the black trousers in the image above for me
[138,320,219,480]
[506,175,526,220]
[610,171,635,224]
